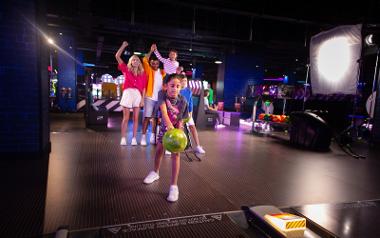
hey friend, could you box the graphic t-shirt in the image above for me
[157,93,188,128]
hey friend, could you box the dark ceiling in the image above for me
[44,0,380,78]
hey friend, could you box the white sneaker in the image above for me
[143,171,160,184]
[150,134,156,145]
[120,137,127,146]
[165,150,171,155]
[195,145,206,154]
[167,185,179,202]
[140,135,147,146]
[131,137,138,146]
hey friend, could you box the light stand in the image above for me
[369,47,380,143]
[335,53,366,159]
[369,48,380,119]
[302,64,310,111]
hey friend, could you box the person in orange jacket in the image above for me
[140,44,166,145]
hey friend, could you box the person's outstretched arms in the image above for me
[153,44,168,64]
[115,41,128,64]
[145,44,155,59]
[142,44,155,71]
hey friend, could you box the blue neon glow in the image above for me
[82,63,95,67]
[284,75,288,84]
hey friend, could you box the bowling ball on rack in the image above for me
[272,115,281,122]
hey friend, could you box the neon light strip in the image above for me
[263,77,284,81]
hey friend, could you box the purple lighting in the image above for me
[264,77,284,81]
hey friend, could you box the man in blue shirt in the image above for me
[179,74,206,154]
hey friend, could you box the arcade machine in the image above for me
[101,83,117,99]
[115,75,124,99]
[91,83,102,100]
[84,70,108,128]
[188,80,209,129]
[49,67,58,110]
[90,74,123,113]
[100,73,117,99]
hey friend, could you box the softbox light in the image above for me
[310,24,362,95]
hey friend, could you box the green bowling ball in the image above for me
[163,128,188,153]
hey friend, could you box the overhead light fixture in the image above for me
[214,60,223,64]
[365,34,379,46]
[47,38,54,44]
[133,51,142,55]
[59,32,63,35]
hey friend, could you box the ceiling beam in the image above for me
[153,0,330,26]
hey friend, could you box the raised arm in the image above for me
[115,41,128,64]
[145,44,156,60]
[153,45,168,64]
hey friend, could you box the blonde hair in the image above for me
[127,55,144,76]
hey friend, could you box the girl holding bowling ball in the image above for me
[143,74,189,202]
